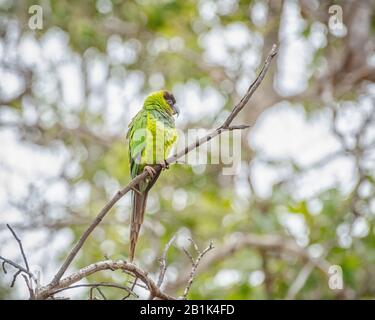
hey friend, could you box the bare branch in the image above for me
[38,260,175,300]
[22,274,35,299]
[51,282,138,298]
[0,256,31,278]
[10,270,22,287]
[123,277,139,300]
[2,261,7,274]
[182,248,195,266]
[181,241,214,299]
[6,224,30,272]
[96,287,107,300]
[188,238,200,254]
[1,225,36,298]
[220,44,278,128]
[157,234,177,288]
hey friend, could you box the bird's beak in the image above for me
[172,104,180,117]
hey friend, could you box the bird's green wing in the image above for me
[127,110,148,178]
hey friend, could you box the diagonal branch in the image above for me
[50,44,278,286]
[220,44,278,129]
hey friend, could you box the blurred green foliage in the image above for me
[1,0,375,299]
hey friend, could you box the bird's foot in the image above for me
[144,165,157,178]
[160,160,170,170]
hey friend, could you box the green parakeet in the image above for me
[126,90,179,261]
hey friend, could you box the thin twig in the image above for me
[89,286,95,300]
[148,234,177,300]
[1,225,36,298]
[96,287,107,300]
[220,44,278,128]
[188,238,200,254]
[0,256,35,281]
[182,248,195,265]
[123,277,139,300]
[126,279,148,290]
[157,234,177,287]
[51,282,138,298]
[2,261,7,274]
[6,224,30,272]
[22,274,35,299]
[10,270,22,287]
[181,241,214,299]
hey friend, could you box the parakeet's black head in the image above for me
[163,90,179,116]
[143,90,180,117]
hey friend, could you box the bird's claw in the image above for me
[161,160,170,170]
[144,166,157,178]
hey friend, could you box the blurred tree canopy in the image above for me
[0,0,375,299]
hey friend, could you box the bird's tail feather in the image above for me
[129,169,161,262]
[130,188,148,262]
